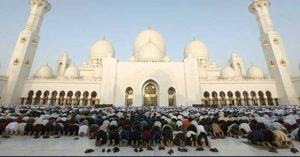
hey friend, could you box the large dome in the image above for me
[220,66,236,80]
[64,65,80,79]
[247,65,264,79]
[35,64,53,79]
[137,40,164,62]
[90,39,115,59]
[184,39,209,59]
[133,27,165,54]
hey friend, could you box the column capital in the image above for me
[249,0,270,14]
[30,0,51,13]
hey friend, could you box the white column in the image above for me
[249,0,298,105]
[0,0,51,106]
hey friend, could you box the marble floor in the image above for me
[0,136,300,156]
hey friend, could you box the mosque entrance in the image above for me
[125,87,133,107]
[143,81,158,106]
[168,87,176,106]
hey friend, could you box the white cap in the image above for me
[176,120,183,127]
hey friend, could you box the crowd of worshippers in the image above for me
[1,105,300,154]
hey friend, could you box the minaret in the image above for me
[249,0,298,105]
[1,0,51,106]
[56,52,71,76]
[228,53,245,78]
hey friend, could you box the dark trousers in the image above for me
[96,130,108,145]
[197,132,209,146]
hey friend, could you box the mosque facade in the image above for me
[0,0,299,107]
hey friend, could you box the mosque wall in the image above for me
[199,79,278,103]
[206,69,222,80]
[184,58,202,106]
[292,76,300,99]
[20,79,101,100]
[78,68,94,80]
[113,62,188,106]
[0,76,8,102]
[100,58,117,105]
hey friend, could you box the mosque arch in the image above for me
[266,91,274,106]
[74,91,81,106]
[58,91,65,105]
[227,91,234,106]
[82,91,89,106]
[66,91,73,105]
[258,91,266,106]
[26,90,34,105]
[91,91,97,106]
[243,91,250,106]
[212,91,218,107]
[142,80,159,106]
[34,90,42,105]
[168,87,176,107]
[203,91,210,106]
[125,87,133,107]
[235,91,242,106]
[219,91,226,106]
[42,90,50,105]
[250,91,258,106]
[50,91,57,105]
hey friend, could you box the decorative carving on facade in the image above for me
[13,58,20,65]
[32,39,38,45]
[280,59,286,66]
[273,38,279,44]
[257,4,262,8]
[20,37,27,43]
[25,60,31,66]
[262,40,268,46]
[269,61,275,68]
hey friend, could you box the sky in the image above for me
[0,0,299,77]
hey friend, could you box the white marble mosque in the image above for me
[0,0,299,107]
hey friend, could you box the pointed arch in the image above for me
[142,79,159,106]
[125,87,133,107]
[168,87,176,106]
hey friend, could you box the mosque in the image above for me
[0,0,299,107]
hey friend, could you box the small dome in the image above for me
[90,39,115,59]
[35,64,53,79]
[64,65,80,79]
[137,40,164,62]
[184,39,209,59]
[93,67,103,79]
[220,66,236,80]
[247,65,264,79]
[133,27,165,54]
[199,68,207,79]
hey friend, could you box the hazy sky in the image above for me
[0,0,299,77]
